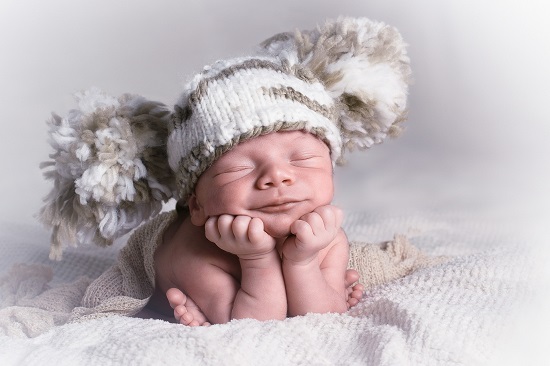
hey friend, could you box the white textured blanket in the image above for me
[0,211,546,365]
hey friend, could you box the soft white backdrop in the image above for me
[0,2,549,363]
[1,0,548,232]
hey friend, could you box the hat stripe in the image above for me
[262,86,335,121]
[189,58,287,103]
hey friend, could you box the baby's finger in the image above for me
[300,211,326,235]
[247,217,267,244]
[216,214,236,240]
[204,217,221,243]
[290,219,314,243]
[314,206,337,230]
[231,215,252,242]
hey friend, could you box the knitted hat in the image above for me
[167,56,342,201]
[39,17,411,259]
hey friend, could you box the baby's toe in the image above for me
[347,298,359,307]
[188,319,200,327]
[167,288,187,309]
[344,269,359,286]
[174,305,187,321]
[180,310,195,326]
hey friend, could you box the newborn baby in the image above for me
[149,131,364,325]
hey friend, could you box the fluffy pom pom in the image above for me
[38,88,176,260]
[260,16,412,162]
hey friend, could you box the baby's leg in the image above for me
[345,269,364,308]
[166,288,210,326]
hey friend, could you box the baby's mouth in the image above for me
[256,200,300,213]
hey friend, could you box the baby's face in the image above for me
[189,130,334,238]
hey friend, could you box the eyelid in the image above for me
[213,165,253,177]
[291,154,321,161]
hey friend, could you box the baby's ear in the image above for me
[187,193,207,226]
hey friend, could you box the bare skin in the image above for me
[166,288,211,326]
[148,131,364,325]
[166,269,365,326]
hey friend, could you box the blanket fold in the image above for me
[71,211,177,322]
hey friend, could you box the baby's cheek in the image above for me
[204,193,242,216]
[312,174,335,204]
[313,190,334,209]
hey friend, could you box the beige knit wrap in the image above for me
[349,237,447,291]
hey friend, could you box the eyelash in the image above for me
[290,156,322,166]
[292,154,319,161]
[214,166,252,177]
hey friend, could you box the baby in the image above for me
[149,130,364,325]
[39,17,410,326]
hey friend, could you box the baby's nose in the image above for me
[256,164,295,189]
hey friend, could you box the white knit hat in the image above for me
[167,56,342,200]
[39,17,411,259]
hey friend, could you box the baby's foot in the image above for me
[166,288,210,326]
[345,269,364,308]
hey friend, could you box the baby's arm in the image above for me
[281,205,349,316]
[205,215,287,321]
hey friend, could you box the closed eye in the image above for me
[290,155,323,166]
[213,166,253,178]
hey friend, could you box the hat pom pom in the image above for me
[38,88,175,260]
[260,16,412,162]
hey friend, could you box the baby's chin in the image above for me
[264,226,292,239]
[256,207,318,238]
[261,217,296,238]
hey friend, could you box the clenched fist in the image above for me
[282,205,344,264]
[205,214,277,260]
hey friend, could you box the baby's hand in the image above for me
[205,215,277,260]
[282,205,344,264]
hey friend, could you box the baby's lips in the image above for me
[257,202,301,214]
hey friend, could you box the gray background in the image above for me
[1,0,548,233]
